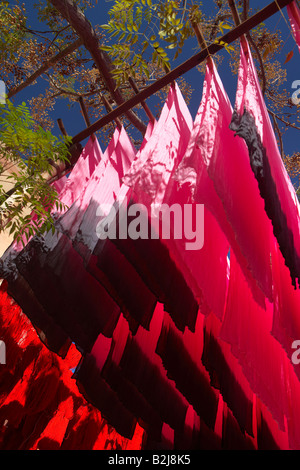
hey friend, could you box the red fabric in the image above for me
[0,284,144,450]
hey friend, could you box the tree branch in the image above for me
[49,0,147,135]
[268,109,300,131]
[7,38,83,99]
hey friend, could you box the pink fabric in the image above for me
[123,83,193,207]
[2,60,300,449]
[287,1,300,53]
[234,40,300,285]
[271,239,300,381]
[219,250,300,448]
[57,136,103,211]
[123,79,231,322]
[175,59,274,304]
[86,84,201,333]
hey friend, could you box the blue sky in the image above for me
[10,0,300,159]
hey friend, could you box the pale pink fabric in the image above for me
[58,136,103,211]
[123,83,193,207]
[287,1,300,53]
[60,126,136,244]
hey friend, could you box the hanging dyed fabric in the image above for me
[229,39,300,289]
[175,58,275,305]
[0,282,144,450]
[86,83,200,334]
[287,1,300,53]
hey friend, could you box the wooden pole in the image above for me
[71,0,294,145]
[78,97,95,141]
[100,94,122,130]
[57,118,68,137]
[128,77,156,123]
[227,0,249,56]
[190,19,213,69]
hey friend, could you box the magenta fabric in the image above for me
[1,57,300,449]
[287,1,300,53]
[123,83,193,207]
[220,251,286,430]
[201,311,254,436]
[175,59,274,304]
[271,239,300,382]
[219,249,300,448]
[230,40,300,289]
[124,79,231,322]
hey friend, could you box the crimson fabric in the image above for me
[1,51,300,450]
[287,1,300,53]
[0,283,144,450]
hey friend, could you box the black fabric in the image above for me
[201,315,254,437]
[109,199,200,333]
[155,315,219,430]
[74,353,138,440]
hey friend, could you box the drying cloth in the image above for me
[229,40,300,289]
[287,1,300,53]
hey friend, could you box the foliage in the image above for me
[0,0,299,239]
[100,0,195,84]
[0,99,71,245]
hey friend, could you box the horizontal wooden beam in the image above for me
[71,0,294,145]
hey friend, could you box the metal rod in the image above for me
[128,77,156,123]
[71,0,293,145]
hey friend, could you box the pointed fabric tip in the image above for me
[287,1,300,54]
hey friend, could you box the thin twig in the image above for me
[269,109,284,157]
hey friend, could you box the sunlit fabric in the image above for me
[0,40,300,450]
[287,1,300,53]
[0,283,144,450]
[175,58,274,306]
[230,40,300,290]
